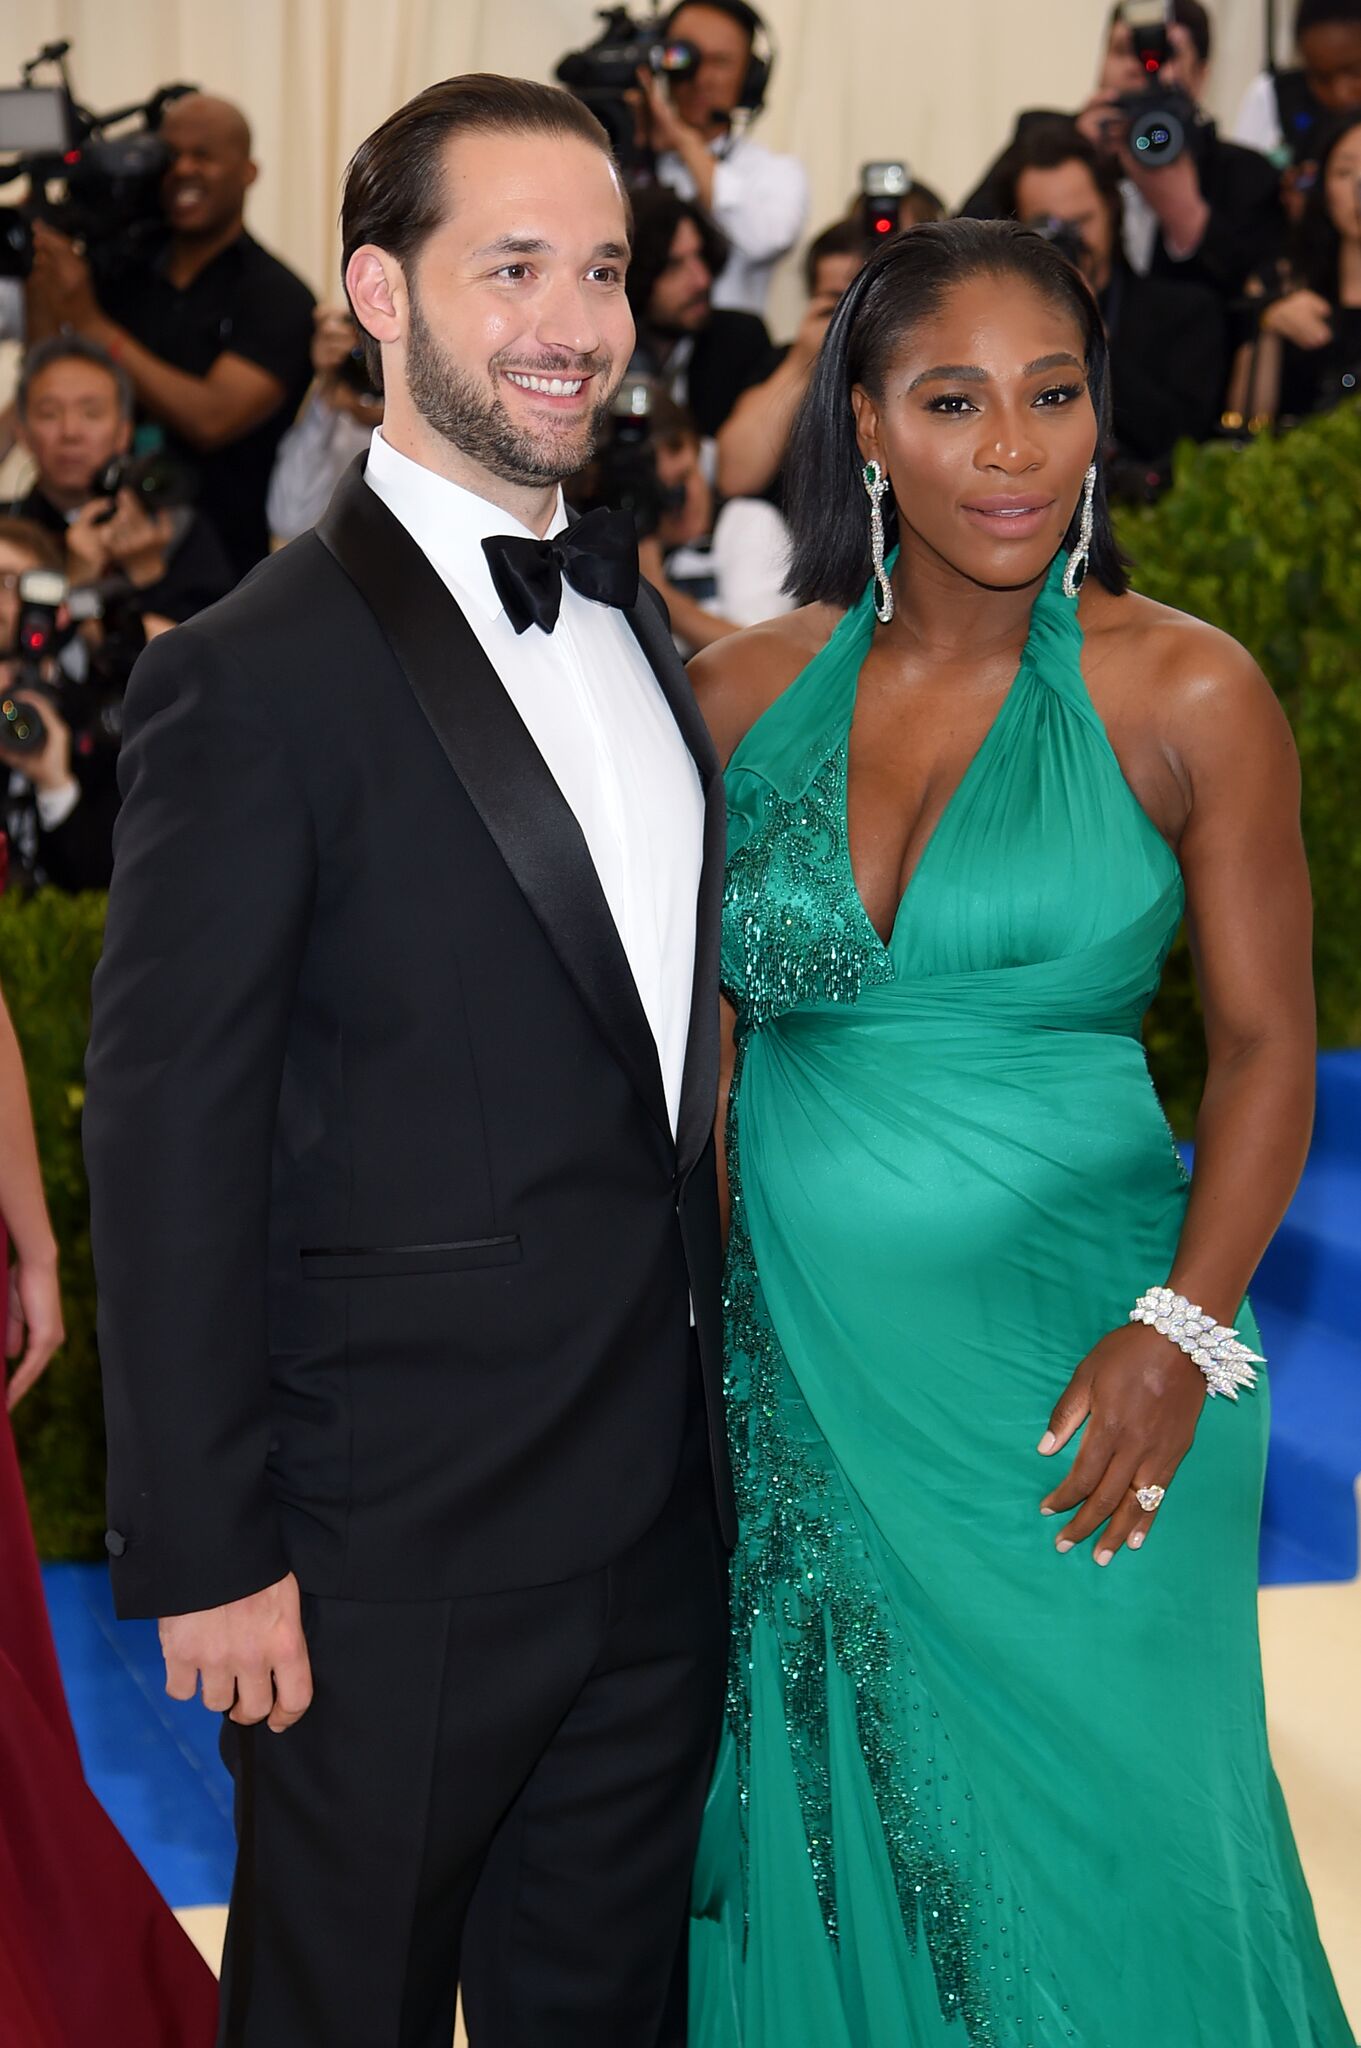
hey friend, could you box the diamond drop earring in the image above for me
[863,460,894,623]
[1063,461,1097,600]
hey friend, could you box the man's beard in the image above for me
[405,284,616,487]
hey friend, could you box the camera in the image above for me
[556,8,699,172]
[90,447,195,520]
[1110,2,1195,167]
[0,41,195,282]
[1026,214,1090,274]
[860,162,909,242]
[570,378,688,541]
[5,567,138,752]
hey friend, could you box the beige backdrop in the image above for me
[0,0,1277,336]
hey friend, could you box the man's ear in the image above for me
[344,245,404,359]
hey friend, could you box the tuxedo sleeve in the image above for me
[84,621,316,1619]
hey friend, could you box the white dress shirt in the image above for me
[657,132,810,317]
[363,429,704,1140]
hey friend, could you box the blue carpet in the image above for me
[41,1561,235,1907]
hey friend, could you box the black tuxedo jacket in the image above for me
[85,456,736,1621]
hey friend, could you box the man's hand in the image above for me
[160,1571,314,1732]
[99,488,173,589]
[27,221,101,332]
[635,66,692,156]
[787,291,839,375]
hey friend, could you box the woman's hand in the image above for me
[1037,1323,1206,1564]
[6,1248,63,1410]
[1260,289,1334,352]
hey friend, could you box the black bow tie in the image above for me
[482,506,640,636]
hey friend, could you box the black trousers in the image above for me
[215,1377,728,2047]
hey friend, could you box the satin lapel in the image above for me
[626,585,724,1182]
[317,458,670,1142]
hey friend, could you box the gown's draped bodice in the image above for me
[721,554,1184,1043]
[692,557,1353,2048]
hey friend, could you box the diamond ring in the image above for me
[1134,1484,1166,1513]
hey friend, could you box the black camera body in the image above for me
[572,378,687,541]
[91,447,194,518]
[1112,82,1197,169]
[556,8,699,172]
[0,44,195,282]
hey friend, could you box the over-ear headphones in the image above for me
[661,0,776,117]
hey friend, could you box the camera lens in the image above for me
[1127,105,1185,166]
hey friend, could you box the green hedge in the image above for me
[9,408,1361,1555]
[2,891,107,1557]
[1125,404,1361,1132]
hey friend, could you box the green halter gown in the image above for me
[689,556,1353,2048]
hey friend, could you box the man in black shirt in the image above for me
[990,122,1229,478]
[26,94,315,579]
[624,186,775,438]
[11,335,234,624]
[962,2,1285,312]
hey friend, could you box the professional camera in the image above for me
[1109,2,1195,167]
[0,40,195,282]
[556,8,699,171]
[1026,214,1090,274]
[569,378,687,541]
[90,447,195,519]
[6,566,140,750]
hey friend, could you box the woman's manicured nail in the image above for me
[1055,1538,1074,1554]
[1129,1531,1145,1550]
[1037,1431,1057,1454]
[1095,1548,1113,1567]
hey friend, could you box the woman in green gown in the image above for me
[687,220,1353,2047]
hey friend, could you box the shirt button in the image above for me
[104,1529,127,1558]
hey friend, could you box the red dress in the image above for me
[0,1250,218,2046]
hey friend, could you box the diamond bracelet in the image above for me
[1129,1285,1264,1400]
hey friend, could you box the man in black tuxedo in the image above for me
[84,73,735,2048]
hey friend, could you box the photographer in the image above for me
[0,516,117,893]
[994,121,1229,474]
[716,216,873,500]
[963,3,1285,310]
[24,93,315,581]
[638,0,808,316]
[267,305,383,545]
[636,398,792,652]
[626,186,776,437]
[10,335,233,624]
[1234,0,1361,187]
[1252,110,1361,418]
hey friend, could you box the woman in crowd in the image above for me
[0,981,216,2044]
[687,219,1351,2046]
[1255,109,1361,417]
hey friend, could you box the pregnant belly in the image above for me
[739,1020,1190,1363]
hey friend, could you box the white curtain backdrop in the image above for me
[1,0,1277,339]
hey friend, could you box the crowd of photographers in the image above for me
[1,0,1360,892]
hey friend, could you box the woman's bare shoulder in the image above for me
[1082,586,1271,711]
[688,604,843,768]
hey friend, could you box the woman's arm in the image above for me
[0,986,63,1409]
[1040,630,1313,1562]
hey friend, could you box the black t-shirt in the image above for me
[98,229,315,580]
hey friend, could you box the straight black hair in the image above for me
[1293,107,1361,294]
[783,218,1128,608]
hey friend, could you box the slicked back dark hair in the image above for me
[986,117,1126,246]
[783,218,1127,608]
[341,74,618,389]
